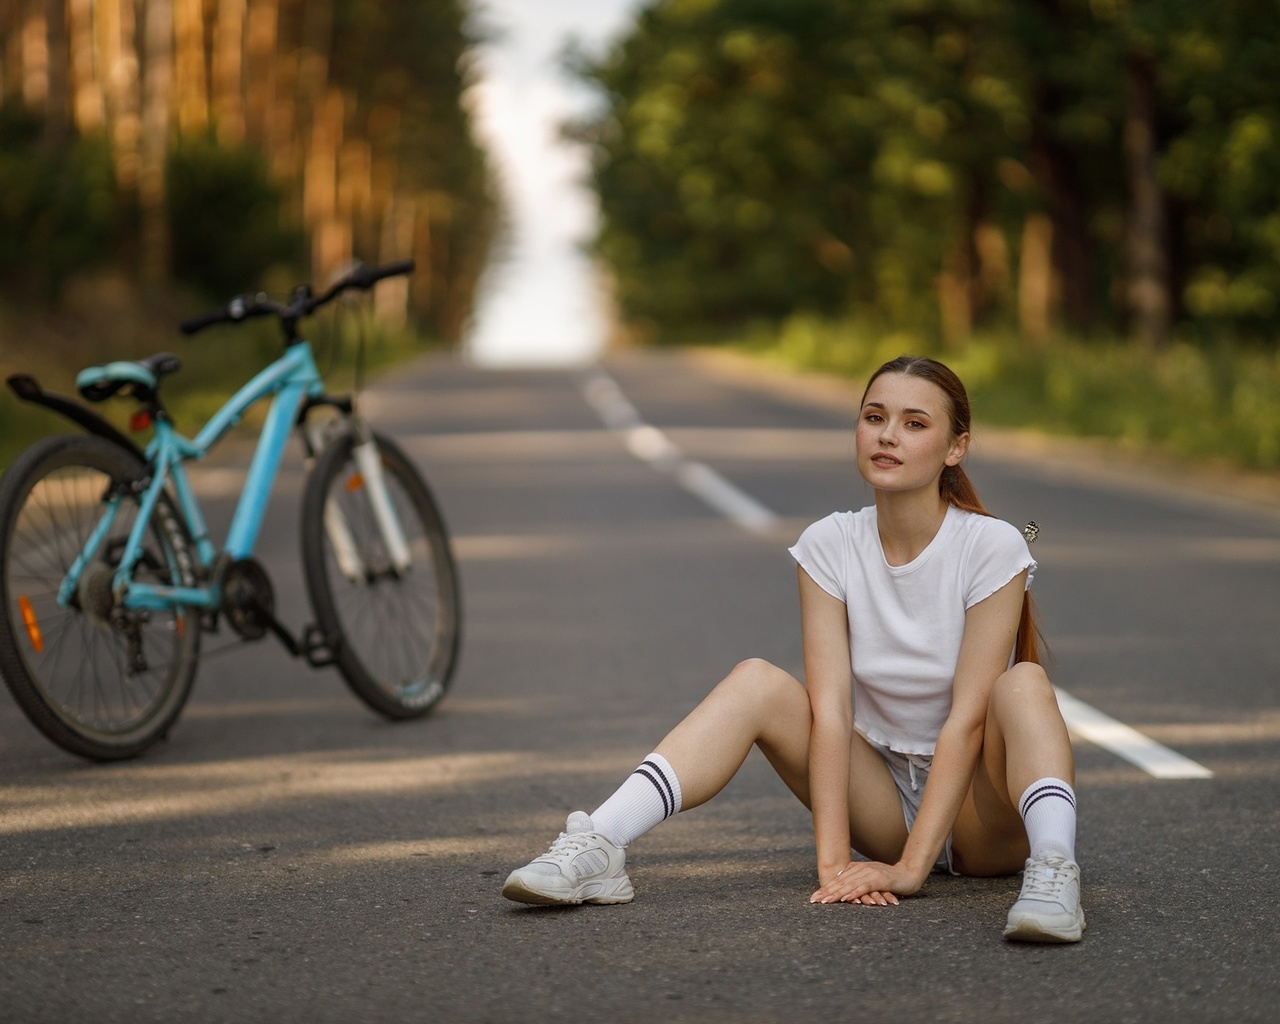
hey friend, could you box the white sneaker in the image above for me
[502,812,635,906]
[1003,854,1086,943]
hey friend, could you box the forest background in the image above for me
[2,0,1280,474]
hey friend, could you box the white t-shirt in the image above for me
[789,505,1036,756]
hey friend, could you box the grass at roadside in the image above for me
[728,315,1280,472]
[1,290,438,472]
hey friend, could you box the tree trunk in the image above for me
[173,0,207,136]
[98,0,141,190]
[67,0,104,131]
[376,192,415,326]
[938,180,990,348]
[139,0,174,284]
[1027,113,1098,332]
[305,85,346,277]
[245,0,279,147]
[41,0,70,143]
[212,0,246,144]
[1123,51,1171,350]
[1018,213,1054,346]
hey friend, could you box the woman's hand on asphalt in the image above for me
[810,860,921,906]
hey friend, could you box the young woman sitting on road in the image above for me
[501,355,1084,943]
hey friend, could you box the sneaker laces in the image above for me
[536,830,595,863]
[1020,856,1072,902]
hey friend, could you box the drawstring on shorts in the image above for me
[905,752,931,792]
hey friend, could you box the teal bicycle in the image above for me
[0,261,461,760]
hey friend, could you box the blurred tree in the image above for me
[0,0,496,341]
[0,105,115,295]
[1156,2,1280,337]
[576,0,1280,347]
[572,0,1053,340]
[167,137,302,296]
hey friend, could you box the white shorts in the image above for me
[866,737,958,875]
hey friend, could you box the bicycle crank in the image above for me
[218,556,303,656]
[220,557,338,666]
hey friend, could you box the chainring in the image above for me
[221,557,275,640]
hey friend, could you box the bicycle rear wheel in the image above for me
[301,431,461,718]
[0,435,201,759]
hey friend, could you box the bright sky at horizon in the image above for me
[464,1,647,368]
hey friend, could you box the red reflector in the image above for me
[130,410,152,432]
[18,596,44,654]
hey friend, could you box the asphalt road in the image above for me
[2,349,1278,1023]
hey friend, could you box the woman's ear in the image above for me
[945,432,970,467]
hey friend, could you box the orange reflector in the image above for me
[130,410,152,432]
[17,596,44,654]
[345,472,365,492]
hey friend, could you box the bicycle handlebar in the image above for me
[180,260,416,338]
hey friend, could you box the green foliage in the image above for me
[0,1,493,342]
[737,315,1280,470]
[167,140,303,297]
[577,0,1280,344]
[0,107,116,296]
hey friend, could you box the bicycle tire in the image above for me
[0,435,201,759]
[301,431,461,719]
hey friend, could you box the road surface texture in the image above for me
[2,349,1277,1023]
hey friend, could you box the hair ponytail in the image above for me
[940,463,986,517]
[863,357,1045,665]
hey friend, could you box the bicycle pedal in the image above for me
[302,624,340,668]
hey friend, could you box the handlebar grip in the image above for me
[180,308,232,335]
[180,294,275,335]
[375,258,415,279]
[349,259,415,290]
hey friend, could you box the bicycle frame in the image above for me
[58,343,326,613]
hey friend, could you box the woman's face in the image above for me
[855,372,968,494]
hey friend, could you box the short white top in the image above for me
[789,505,1036,755]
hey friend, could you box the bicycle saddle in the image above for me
[76,352,182,403]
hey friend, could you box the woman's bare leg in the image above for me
[952,661,1076,876]
[952,662,1084,941]
[503,659,815,906]
[653,658,814,809]
[504,658,910,905]
[655,658,908,863]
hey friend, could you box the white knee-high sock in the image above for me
[590,752,683,848]
[1018,777,1077,863]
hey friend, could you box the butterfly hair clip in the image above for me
[1022,521,1040,544]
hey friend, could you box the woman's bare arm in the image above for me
[797,568,857,885]
[811,570,1027,904]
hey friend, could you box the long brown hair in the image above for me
[861,356,1044,665]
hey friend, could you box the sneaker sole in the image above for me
[1003,910,1086,943]
[501,877,635,907]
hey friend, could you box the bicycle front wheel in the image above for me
[0,435,201,759]
[301,431,461,718]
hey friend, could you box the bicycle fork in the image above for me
[309,417,412,584]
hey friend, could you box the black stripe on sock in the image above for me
[1020,784,1076,817]
[641,759,677,817]
[634,767,671,819]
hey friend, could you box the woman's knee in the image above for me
[990,661,1056,714]
[986,661,1072,765]
[717,658,807,715]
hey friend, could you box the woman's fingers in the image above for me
[847,890,899,906]
[811,862,902,905]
